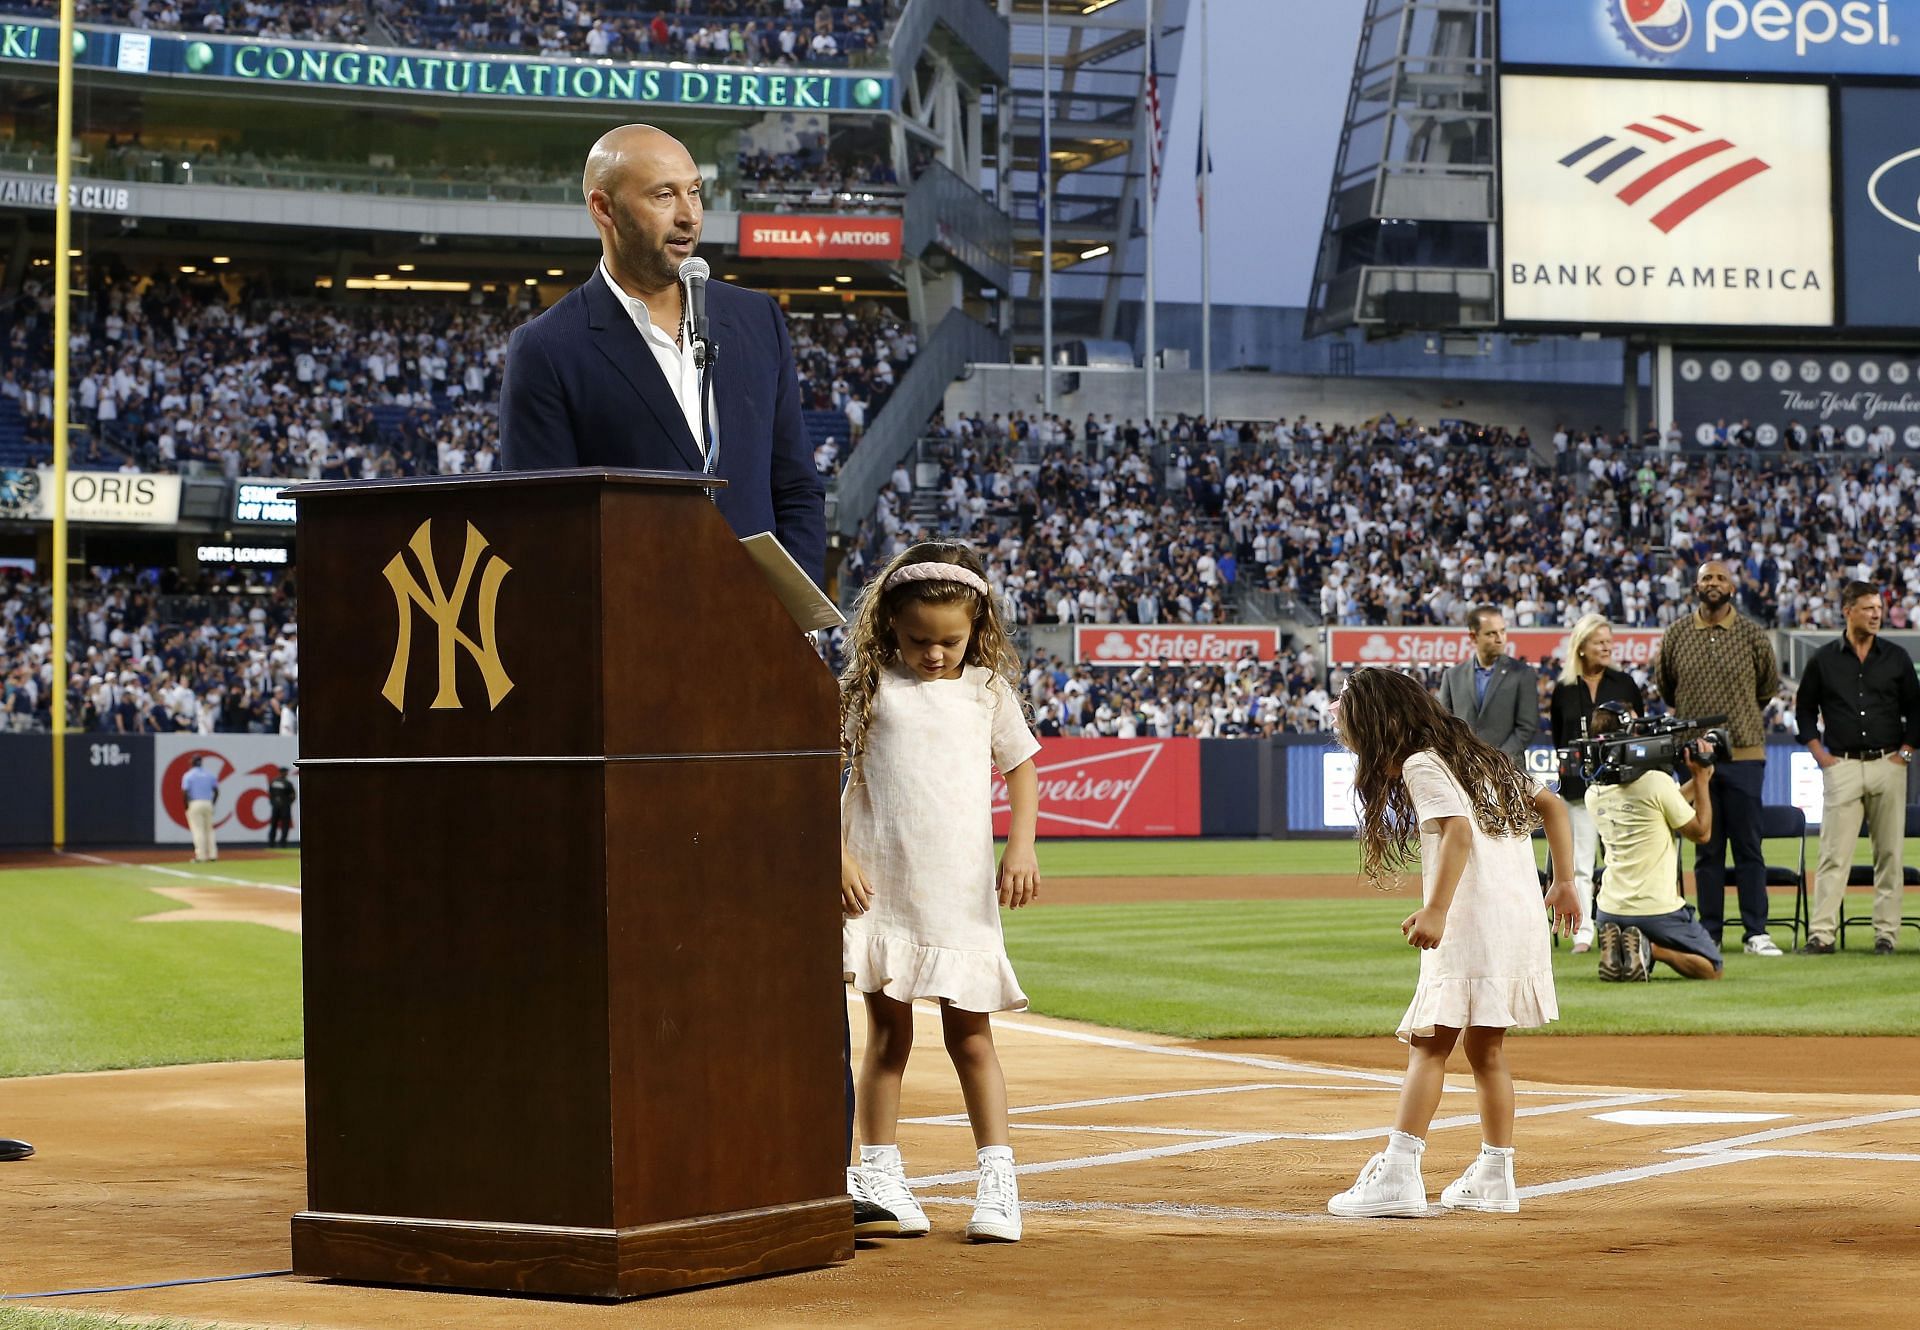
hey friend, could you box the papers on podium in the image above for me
[740,533,846,632]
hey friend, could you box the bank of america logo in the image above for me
[1557,114,1768,233]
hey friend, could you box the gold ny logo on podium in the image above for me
[381,519,515,712]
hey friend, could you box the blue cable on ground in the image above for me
[0,1270,292,1300]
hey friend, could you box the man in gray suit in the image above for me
[1438,605,1539,767]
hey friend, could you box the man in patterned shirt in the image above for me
[1655,561,1785,956]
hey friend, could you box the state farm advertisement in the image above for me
[1326,627,1664,668]
[991,738,1200,838]
[1075,625,1280,667]
[738,214,903,260]
[152,734,299,845]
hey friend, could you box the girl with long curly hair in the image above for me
[1326,666,1581,1219]
[838,540,1040,1244]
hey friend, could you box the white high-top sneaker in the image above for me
[859,1151,930,1236]
[1327,1149,1428,1218]
[965,1151,1022,1242]
[1440,1150,1520,1213]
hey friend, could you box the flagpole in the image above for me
[1199,0,1212,427]
[1143,4,1156,446]
[1041,0,1054,442]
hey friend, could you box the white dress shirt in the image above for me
[598,259,716,464]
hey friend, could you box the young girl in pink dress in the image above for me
[1327,666,1581,1218]
[839,540,1041,1243]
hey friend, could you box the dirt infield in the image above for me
[4,1018,1916,1329]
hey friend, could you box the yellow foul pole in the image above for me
[50,0,75,848]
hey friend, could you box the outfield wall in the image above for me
[0,735,300,849]
[0,734,1910,848]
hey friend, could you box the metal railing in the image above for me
[904,160,1011,291]
[0,149,577,204]
[832,308,1007,534]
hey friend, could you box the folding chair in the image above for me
[1838,804,1920,950]
[1757,804,1810,949]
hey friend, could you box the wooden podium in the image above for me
[289,470,852,1299]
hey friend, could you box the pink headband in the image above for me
[884,561,992,597]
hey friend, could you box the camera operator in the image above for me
[1655,561,1783,956]
[1794,582,1920,955]
[1586,707,1724,982]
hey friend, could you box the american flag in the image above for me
[1196,105,1213,230]
[1144,34,1165,204]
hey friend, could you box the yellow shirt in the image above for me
[1588,770,1697,917]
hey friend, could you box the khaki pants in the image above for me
[1810,757,1907,943]
[186,799,217,863]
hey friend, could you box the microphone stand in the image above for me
[695,333,720,496]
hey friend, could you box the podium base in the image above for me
[292,1197,853,1299]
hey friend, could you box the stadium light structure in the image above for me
[1307,0,1498,337]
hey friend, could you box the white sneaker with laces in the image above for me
[1440,1152,1519,1214]
[1744,934,1785,957]
[861,1159,930,1236]
[847,1166,902,1236]
[1326,1151,1428,1218]
[966,1153,1022,1242]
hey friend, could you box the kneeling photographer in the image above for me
[1572,706,1725,982]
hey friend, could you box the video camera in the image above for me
[1562,713,1733,787]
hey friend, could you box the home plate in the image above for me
[1592,1110,1792,1127]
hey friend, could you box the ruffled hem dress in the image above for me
[843,663,1042,1013]
[1394,750,1558,1041]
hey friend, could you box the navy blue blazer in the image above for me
[497,267,826,585]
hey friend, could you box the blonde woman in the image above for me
[1548,615,1647,953]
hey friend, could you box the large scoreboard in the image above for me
[1497,0,1920,335]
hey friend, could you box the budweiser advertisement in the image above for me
[991,738,1200,838]
[737,214,903,260]
[1326,627,1664,668]
[152,734,300,845]
[1075,625,1281,668]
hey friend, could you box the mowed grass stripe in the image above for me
[1030,837,1919,879]
[0,867,301,1078]
[1004,898,1920,1039]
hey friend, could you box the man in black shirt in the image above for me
[266,766,297,848]
[1795,582,1920,954]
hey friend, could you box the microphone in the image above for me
[678,256,710,355]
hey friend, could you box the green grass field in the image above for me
[1,840,1916,1080]
[0,1312,239,1330]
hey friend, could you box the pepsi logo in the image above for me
[1611,0,1693,61]
[1866,146,1920,235]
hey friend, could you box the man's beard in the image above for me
[1698,589,1729,610]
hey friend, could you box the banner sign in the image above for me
[0,468,181,524]
[1500,74,1834,327]
[233,479,298,525]
[0,173,135,213]
[1326,627,1665,669]
[1074,625,1281,668]
[1838,86,1920,329]
[1671,348,1920,449]
[0,23,892,113]
[991,738,1201,838]
[1501,0,1920,77]
[153,734,299,846]
[738,214,903,260]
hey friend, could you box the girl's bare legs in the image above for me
[940,1003,1009,1149]
[1393,1026,1461,1137]
[856,992,916,1148]
[1462,1026,1514,1148]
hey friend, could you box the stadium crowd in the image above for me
[377,1,888,63]
[1,569,299,735]
[1,276,896,480]
[837,415,1919,737]
[0,0,368,42]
